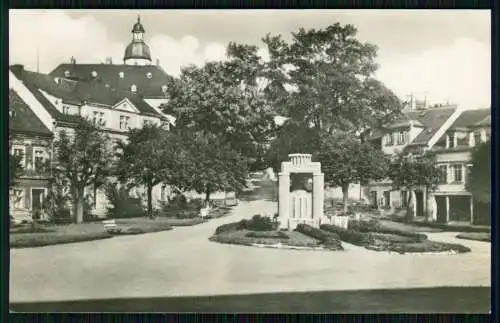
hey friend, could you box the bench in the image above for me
[103,219,122,234]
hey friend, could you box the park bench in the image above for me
[103,219,122,234]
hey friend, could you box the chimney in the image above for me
[156,58,160,66]
[70,56,76,64]
[106,57,112,65]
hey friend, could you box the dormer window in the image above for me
[161,85,167,93]
[119,72,124,79]
[91,71,98,78]
[64,70,70,77]
[131,84,137,93]
[146,72,152,79]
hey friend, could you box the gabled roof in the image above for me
[49,64,173,98]
[450,108,491,129]
[10,65,164,120]
[9,89,53,136]
[406,106,457,145]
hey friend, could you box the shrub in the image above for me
[388,241,471,254]
[51,209,73,224]
[348,219,427,242]
[245,231,289,239]
[214,221,247,235]
[243,214,274,231]
[105,185,146,218]
[160,197,203,218]
[296,224,343,250]
[320,224,375,246]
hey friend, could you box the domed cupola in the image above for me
[124,15,152,66]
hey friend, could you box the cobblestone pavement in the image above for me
[10,181,490,302]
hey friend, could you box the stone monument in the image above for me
[278,154,324,230]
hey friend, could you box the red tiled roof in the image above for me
[49,64,173,98]
[9,89,53,136]
[450,109,491,129]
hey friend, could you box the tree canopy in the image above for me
[467,140,490,203]
[53,120,112,223]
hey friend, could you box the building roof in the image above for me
[10,65,164,121]
[49,63,172,98]
[124,41,152,62]
[405,106,457,146]
[9,89,53,136]
[450,108,491,129]
[365,105,457,146]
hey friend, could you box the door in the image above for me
[383,191,391,208]
[31,189,45,219]
[415,191,424,218]
[435,196,447,223]
[370,191,378,208]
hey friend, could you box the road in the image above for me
[10,181,490,303]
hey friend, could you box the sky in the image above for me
[9,9,491,110]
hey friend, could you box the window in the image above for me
[34,150,44,171]
[92,111,105,127]
[397,131,407,145]
[130,84,137,93]
[62,106,70,114]
[161,85,168,93]
[12,189,23,209]
[400,190,408,207]
[64,70,70,77]
[13,148,25,166]
[119,72,125,79]
[448,133,455,148]
[120,116,130,130]
[146,72,152,79]
[474,132,481,146]
[452,164,463,183]
[143,119,150,127]
[466,165,473,186]
[438,165,448,184]
[385,133,394,146]
[383,191,391,208]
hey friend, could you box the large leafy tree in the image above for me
[388,152,441,222]
[261,23,402,134]
[173,130,249,203]
[317,133,389,212]
[115,124,179,217]
[161,49,277,168]
[467,140,490,203]
[54,120,112,223]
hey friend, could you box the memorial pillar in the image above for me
[313,173,324,220]
[278,172,290,228]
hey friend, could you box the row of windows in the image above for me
[438,164,471,184]
[384,131,409,147]
[13,147,47,171]
[447,130,490,148]
[90,111,156,130]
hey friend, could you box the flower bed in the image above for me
[295,224,343,250]
[210,229,320,248]
[320,221,471,254]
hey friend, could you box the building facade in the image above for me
[9,17,176,221]
[365,103,491,225]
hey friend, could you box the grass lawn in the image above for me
[9,287,491,313]
[210,229,321,249]
[9,217,188,249]
[456,232,491,242]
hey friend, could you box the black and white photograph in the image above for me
[8,9,491,313]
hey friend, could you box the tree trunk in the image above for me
[205,184,211,205]
[147,183,153,218]
[73,186,84,224]
[405,188,414,223]
[342,183,349,213]
[93,181,98,208]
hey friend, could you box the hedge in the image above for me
[296,224,343,250]
[10,232,113,249]
[320,224,374,246]
[245,231,289,239]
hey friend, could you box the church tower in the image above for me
[123,15,152,66]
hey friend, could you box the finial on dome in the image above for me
[138,14,140,23]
